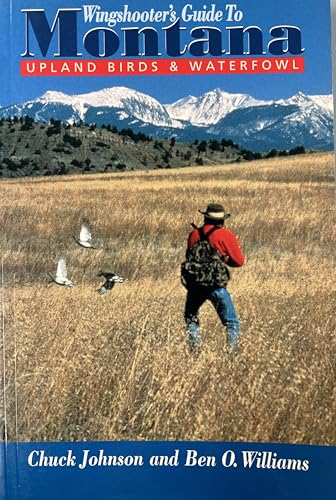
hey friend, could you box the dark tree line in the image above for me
[0,115,307,164]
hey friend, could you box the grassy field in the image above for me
[1,152,335,444]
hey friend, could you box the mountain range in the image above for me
[0,87,333,152]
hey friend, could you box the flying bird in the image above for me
[97,272,124,294]
[48,257,75,287]
[74,222,96,249]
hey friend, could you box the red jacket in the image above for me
[187,224,245,268]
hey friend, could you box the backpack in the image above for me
[181,226,230,289]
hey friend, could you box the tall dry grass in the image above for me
[1,152,335,444]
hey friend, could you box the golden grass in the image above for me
[1,152,335,444]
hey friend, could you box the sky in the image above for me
[0,0,333,106]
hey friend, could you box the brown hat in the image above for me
[199,203,231,220]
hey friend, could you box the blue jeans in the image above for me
[184,286,240,350]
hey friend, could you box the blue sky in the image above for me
[0,0,333,106]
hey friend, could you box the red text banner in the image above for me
[21,57,304,76]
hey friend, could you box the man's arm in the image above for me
[216,228,245,267]
[187,228,200,249]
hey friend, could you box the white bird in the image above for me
[74,222,96,249]
[48,257,75,287]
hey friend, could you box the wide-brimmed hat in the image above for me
[199,203,230,220]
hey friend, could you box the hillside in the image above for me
[0,117,251,178]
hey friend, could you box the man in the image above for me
[183,203,245,353]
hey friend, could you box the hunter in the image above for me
[181,203,245,353]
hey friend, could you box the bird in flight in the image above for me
[74,222,96,249]
[49,257,75,287]
[97,272,124,294]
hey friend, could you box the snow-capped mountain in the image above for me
[0,86,333,152]
[166,89,334,150]
[72,87,175,127]
[208,101,333,151]
[1,87,177,128]
[165,88,271,126]
[276,91,334,115]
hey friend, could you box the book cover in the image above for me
[0,0,335,498]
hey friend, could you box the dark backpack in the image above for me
[181,226,230,289]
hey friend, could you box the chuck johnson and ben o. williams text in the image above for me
[27,448,310,471]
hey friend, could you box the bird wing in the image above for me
[80,223,92,243]
[104,279,114,290]
[112,275,124,283]
[56,257,68,279]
